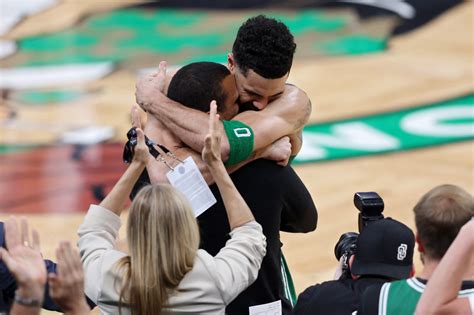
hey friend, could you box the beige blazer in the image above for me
[78,205,267,315]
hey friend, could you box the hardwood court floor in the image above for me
[0,2,473,314]
[283,2,474,290]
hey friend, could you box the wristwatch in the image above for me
[14,291,42,307]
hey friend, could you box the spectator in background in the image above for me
[416,219,474,314]
[294,218,415,315]
[0,217,90,315]
[0,220,56,312]
[358,184,474,314]
[78,105,266,314]
[0,221,95,313]
[48,241,91,315]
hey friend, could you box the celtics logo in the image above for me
[397,244,408,261]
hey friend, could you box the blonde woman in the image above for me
[78,104,266,315]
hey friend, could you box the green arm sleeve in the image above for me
[222,120,254,166]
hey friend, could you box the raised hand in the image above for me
[133,127,150,165]
[135,61,168,112]
[201,101,256,230]
[48,241,89,314]
[202,100,222,166]
[130,105,150,165]
[0,217,46,303]
[131,104,144,130]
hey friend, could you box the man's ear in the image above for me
[416,233,425,253]
[409,264,416,277]
[349,255,360,280]
[228,53,235,71]
[349,255,355,269]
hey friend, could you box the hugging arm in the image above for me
[232,86,310,156]
[146,96,232,160]
[136,62,311,164]
[145,137,293,185]
[142,112,293,185]
[279,167,317,233]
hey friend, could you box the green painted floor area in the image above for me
[294,94,474,164]
[0,144,39,154]
[14,90,86,105]
[12,8,387,67]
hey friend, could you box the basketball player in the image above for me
[135,15,311,169]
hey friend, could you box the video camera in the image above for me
[334,192,385,279]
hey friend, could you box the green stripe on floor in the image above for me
[294,94,474,164]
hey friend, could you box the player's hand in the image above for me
[48,241,89,314]
[135,61,167,112]
[261,136,292,166]
[0,217,46,302]
[202,101,222,166]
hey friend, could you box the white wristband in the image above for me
[14,291,42,307]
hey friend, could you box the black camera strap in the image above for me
[146,138,184,171]
[123,127,184,171]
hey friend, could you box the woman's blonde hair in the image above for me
[116,184,200,315]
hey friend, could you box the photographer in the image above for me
[359,184,474,315]
[294,193,415,315]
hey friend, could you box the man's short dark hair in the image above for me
[167,62,230,112]
[232,15,296,79]
[414,184,474,260]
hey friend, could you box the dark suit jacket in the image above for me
[198,159,317,314]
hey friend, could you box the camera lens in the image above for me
[334,232,359,260]
[126,127,137,140]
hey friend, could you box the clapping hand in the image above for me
[48,241,89,314]
[0,217,46,305]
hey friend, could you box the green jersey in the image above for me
[377,277,474,315]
